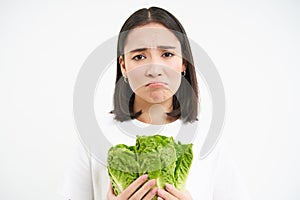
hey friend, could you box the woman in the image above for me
[108,7,198,200]
[59,7,250,200]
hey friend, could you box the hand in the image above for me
[107,174,158,200]
[157,183,192,200]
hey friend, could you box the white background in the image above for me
[1,0,299,199]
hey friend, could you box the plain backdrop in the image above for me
[0,0,299,199]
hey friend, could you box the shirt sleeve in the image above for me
[213,138,251,200]
[57,140,94,200]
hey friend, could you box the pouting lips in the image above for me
[145,82,168,87]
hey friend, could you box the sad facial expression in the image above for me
[119,23,186,104]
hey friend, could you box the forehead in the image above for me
[124,23,181,53]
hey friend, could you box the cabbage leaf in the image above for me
[107,135,193,197]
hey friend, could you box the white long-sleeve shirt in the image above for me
[58,114,251,200]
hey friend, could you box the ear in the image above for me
[182,60,187,72]
[119,56,126,76]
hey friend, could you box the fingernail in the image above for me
[157,197,163,200]
[158,189,165,196]
[165,183,173,191]
[142,174,148,180]
[148,179,156,186]
[151,187,158,195]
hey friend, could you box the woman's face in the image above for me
[119,23,185,104]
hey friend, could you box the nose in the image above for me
[145,54,164,78]
[145,64,163,77]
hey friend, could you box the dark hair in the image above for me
[111,7,199,123]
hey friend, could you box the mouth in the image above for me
[145,82,168,88]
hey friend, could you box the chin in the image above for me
[145,95,173,104]
[135,90,174,104]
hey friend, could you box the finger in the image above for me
[107,181,116,199]
[157,189,177,200]
[108,181,114,194]
[142,187,158,200]
[120,174,148,199]
[165,183,185,199]
[157,197,164,200]
[129,179,156,200]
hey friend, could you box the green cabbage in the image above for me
[107,135,193,197]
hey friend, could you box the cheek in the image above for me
[126,67,146,91]
[123,58,145,91]
[167,57,183,72]
[165,69,182,94]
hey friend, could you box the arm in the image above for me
[58,140,94,200]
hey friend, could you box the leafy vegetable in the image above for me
[107,135,193,197]
[174,141,193,190]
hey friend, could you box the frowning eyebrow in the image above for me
[128,46,176,53]
[157,45,176,50]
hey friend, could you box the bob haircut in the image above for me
[111,7,199,123]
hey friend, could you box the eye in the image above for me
[132,55,146,61]
[162,52,174,57]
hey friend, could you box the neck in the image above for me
[133,95,176,125]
